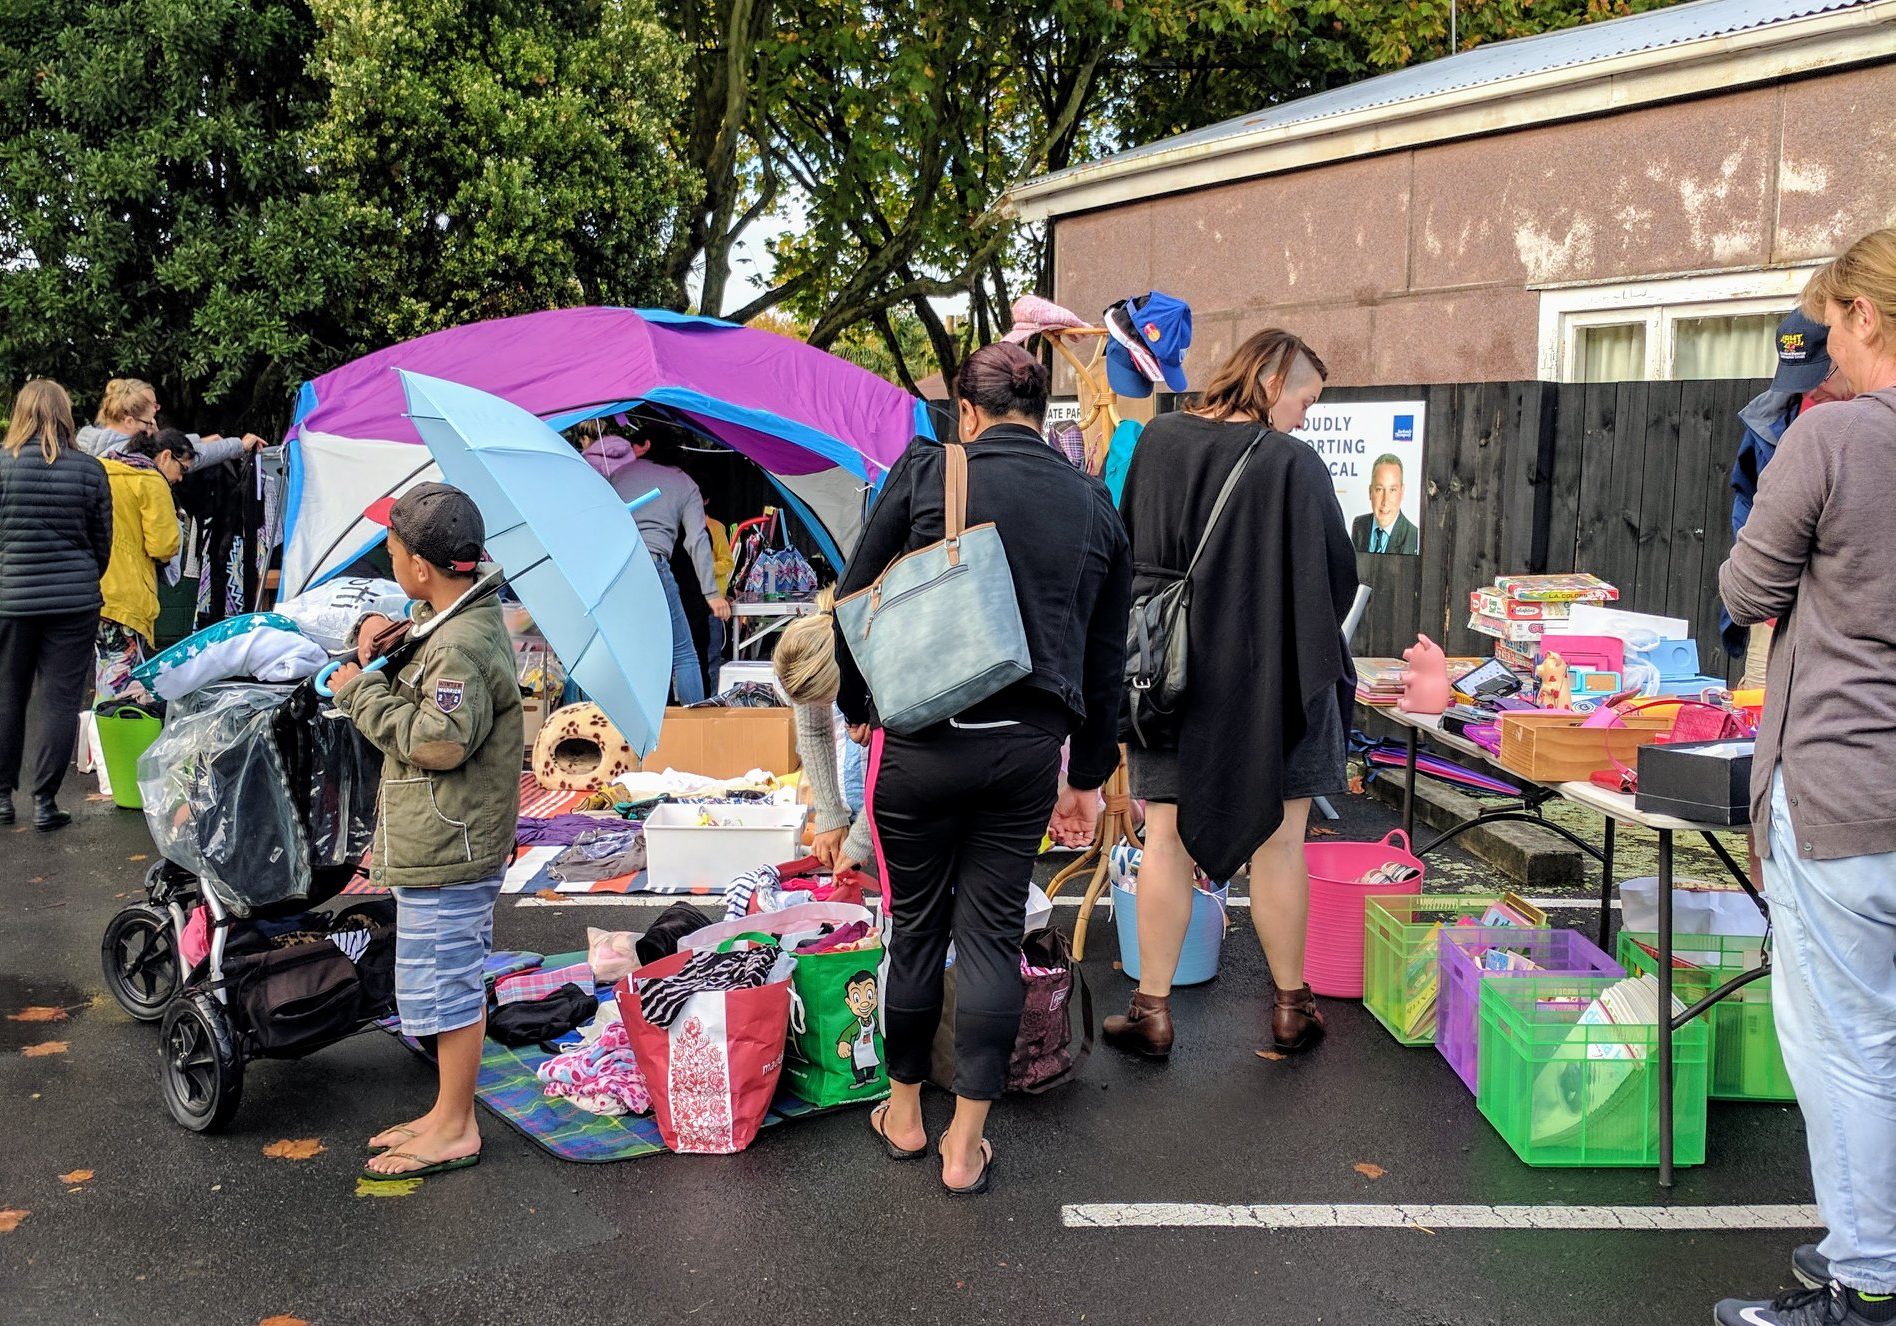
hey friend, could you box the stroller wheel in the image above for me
[160,993,244,1132]
[101,904,181,1022]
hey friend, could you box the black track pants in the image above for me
[869,722,1062,1101]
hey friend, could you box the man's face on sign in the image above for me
[1370,462,1404,526]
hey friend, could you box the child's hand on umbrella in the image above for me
[329,661,362,690]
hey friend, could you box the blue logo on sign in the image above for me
[1393,415,1415,442]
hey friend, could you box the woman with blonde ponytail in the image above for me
[773,587,872,871]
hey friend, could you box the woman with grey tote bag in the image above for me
[834,342,1132,1196]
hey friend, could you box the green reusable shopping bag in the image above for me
[784,944,889,1109]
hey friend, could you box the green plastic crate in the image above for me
[1476,973,1710,1168]
[1363,894,1511,1046]
[1616,931,1793,1103]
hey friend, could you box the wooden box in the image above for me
[1497,711,1672,783]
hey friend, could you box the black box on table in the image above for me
[1635,740,1754,825]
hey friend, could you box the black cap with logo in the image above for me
[1770,310,1832,395]
[365,482,485,573]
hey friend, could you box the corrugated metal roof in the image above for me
[1048,0,1871,177]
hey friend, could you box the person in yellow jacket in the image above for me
[97,430,191,696]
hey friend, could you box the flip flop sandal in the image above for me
[941,1138,994,1196]
[367,1125,420,1152]
[870,1102,927,1161]
[361,1152,481,1181]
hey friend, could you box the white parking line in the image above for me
[1062,1203,1820,1230]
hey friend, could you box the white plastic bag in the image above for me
[1618,875,1766,937]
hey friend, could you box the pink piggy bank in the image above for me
[1398,634,1452,715]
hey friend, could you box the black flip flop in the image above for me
[941,1138,994,1196]
[870,1102,927,1161]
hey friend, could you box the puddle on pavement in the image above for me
[0,973,89,1050]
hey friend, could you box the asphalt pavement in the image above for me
[1,771,1817,1326]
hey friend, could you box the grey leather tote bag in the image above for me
[835,442,1031,734]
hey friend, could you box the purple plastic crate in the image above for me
[1436,927,1622,1093]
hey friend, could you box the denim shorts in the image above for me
[392,875,503,1036]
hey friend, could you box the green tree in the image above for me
[0,0,345,429]
[307,0,694,349]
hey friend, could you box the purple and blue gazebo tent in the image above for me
[278,307,931,598]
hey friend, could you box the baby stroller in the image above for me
[100,678,394,1132]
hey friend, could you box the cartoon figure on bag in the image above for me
[1535,652,1573,710]
[836,970,882,1086]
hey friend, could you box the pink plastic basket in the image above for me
[1303,829,1426,998]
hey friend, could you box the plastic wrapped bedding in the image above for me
[136,684,382,917]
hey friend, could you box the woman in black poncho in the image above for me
[1107,330,1357,1061]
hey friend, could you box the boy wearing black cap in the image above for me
[329,481,522,1180]
[1724,310,1854,683]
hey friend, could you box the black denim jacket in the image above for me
[834,425,1133,790]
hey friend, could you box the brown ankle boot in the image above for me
[1103,991,1175,1059]
[1269,984,1326,1053]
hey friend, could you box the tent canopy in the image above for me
[280,307,930,597]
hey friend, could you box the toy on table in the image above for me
[1397,634,1452,715]
[1535,652,1573,710]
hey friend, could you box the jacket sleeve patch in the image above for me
[433,679,466,714]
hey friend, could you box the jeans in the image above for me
[0,609,100,800]
[1764,768,1896,1293]
[651,554,705,705]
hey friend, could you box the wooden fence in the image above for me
[1160,379,1766,678]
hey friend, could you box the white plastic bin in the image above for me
[642,802,810,893]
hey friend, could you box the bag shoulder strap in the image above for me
[943,442,969,551]
[1180,428,1266,587]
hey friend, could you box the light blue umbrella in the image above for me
[396,370,673,755]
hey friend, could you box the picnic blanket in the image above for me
[388,949,834,1162]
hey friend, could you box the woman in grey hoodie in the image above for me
[76,377,266,467]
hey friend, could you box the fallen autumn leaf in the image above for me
[56,1170,92,1185]
[1255,1049,1286,1062]
[21,1042,69,1058]
[0,1209,27,1233]
[259,1316,311,1326]
[262,1139,325,1161]
[1354,1162,1388,1180]
[6,1007,68,1023]
[354,1176,422,1199]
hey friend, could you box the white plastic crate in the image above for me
[642,802,809,893]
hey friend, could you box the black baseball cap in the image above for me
[1770,310,1832,395]
[365,482,485,573]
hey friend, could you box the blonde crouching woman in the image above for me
[773,588,873,872]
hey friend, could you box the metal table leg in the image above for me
[1402,725,1419,840]
[1657,828,1675,1188]
[1597,817,1617,950]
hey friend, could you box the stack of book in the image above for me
[1467,574,1619,671]
[1397,894,1549,1041]
[1530,972,1687,1147]
[1352,656,1486,707]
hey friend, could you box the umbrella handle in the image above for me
[313,653,388,699]
[626,487,662,515]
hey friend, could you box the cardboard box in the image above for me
[636,706,801,780]
[1635,740,1754,825]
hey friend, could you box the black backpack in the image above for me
[1124,431,1262,748]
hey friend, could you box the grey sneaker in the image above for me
[1796,1244,1835,1291]
[1715,1285,1895,1326]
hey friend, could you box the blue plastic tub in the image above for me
[1111,879,1229,987]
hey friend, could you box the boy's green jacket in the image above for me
[336,595,522,889]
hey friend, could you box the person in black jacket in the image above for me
[1106,330,1356,1061]
[835,342,1131,1196]
[0,379,114,830]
